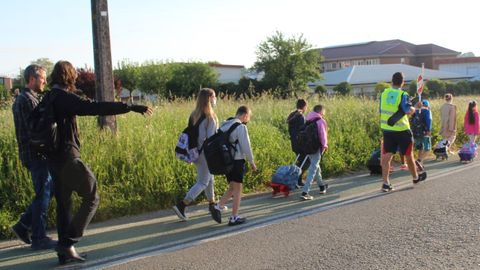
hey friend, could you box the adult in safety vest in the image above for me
[379,72,427,192]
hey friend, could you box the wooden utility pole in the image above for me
[91,0,116,132]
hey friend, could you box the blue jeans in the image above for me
[302,150,325,194]
[19,159,54,242]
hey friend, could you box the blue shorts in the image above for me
[414,137,432,151]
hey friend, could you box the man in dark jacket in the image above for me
[11,64,57,250]
[47,61,152,264]
[286,99,309,186]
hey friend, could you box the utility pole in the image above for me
[91,0,116,132]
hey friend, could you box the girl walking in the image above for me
[173,88,220,221]
[464,101,480,144]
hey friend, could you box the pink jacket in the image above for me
[306,111,328,150]
[464,111,480,135]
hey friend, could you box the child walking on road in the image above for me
[211,106,257,226]
[463,100,480,144]
[173,88,220,221]
[300,105,329,200]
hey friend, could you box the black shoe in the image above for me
[296,182,305,188]
[55,245,86,265]
[209,203,222,224]
[381,183,394,192]
[31,237,57,250]
[172,201,187,221]
[228,216,246,226]
[319,183,328,194]
[11,222,31,244]
[413,171,427,184]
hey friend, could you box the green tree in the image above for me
[30,58,54,75]
[333,82,352,95]
[407,81,429,98]
[315,85,327,96]
[454,80,471,95]
[138,61,172,97]
[114,61,141,92]
[254,31,322,97]
[425,79,446,98]
[375,81,391,95]
[166,62,218,97]
[470,80,480,94]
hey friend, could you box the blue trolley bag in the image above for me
[271,154,309,191]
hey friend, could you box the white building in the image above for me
[210,64,245,84]
[309,64,473,96]
[436,57,480,80]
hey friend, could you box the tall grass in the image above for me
[0,94,473,239]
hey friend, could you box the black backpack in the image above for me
[410,111,426,138]
[28,90,59,156]
[203,122,241,175]
[295,118,321,155]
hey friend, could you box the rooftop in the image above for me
[320,39,459,60]
[313,64,472,86]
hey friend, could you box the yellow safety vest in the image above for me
[380,88,410,131]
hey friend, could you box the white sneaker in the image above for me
[300,193,313,200]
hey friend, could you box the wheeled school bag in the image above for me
[203,122,241,175]
[366,149,382,175]
[175,115,206,163]
[433,139,450,160]
[270,155,308,197]
[295,118,321,155]
[458,142,478,163]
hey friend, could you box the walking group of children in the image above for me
[379,72,479,192]
[172,88,330,226]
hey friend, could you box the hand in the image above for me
[250,163,257,172]
[322,147,328,155]
[129,105,153,116]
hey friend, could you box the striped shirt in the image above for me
[12,88,41,165]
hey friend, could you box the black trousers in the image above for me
[50,158,100,247]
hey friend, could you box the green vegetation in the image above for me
[0,94,474,240]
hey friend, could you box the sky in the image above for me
[1,0,479,77]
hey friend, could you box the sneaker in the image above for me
[11,222,31,244]
[228,216,246,226]
[381,183,394,192]
[31,237,57,250]
[413,171,427,184]
[300,192,313,200]
[415,160,425,171]
[296,182,305,188]
[319,183,328,194]
[399,164,408,171]
[209,203,222,224]
[172,201,187,221]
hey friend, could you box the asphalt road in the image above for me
[108,164,480,270]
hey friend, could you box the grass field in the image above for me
[0,94,472,239]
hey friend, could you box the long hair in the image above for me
[467,100,477,125]
[191,88,218,126]
[49,60,77,92]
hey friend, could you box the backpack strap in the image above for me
[225,122,241,136]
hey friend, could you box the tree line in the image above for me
[6,32,480,100]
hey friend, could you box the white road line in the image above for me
[77,161,480,270]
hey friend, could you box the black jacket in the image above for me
[286,110,305,153]
[50,87,131,162]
